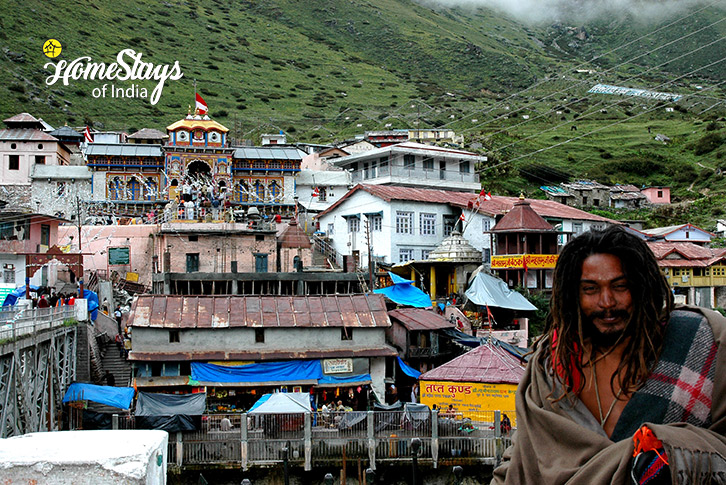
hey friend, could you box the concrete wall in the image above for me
[132,326,387,353]
[0,139,65,185]
[279,246,312,272]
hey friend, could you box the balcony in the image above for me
[351,165,480,191]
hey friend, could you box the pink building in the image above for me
[641,186,671,204]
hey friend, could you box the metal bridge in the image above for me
[0,306,79,438]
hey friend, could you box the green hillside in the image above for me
[1,0,725,229]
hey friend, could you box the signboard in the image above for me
[420,380,518,420]
[490,254,558,270]
[323,358,353,374]
[108,247,130,265]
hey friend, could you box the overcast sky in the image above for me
[419,0,726,24]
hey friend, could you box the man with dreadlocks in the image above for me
[492,225,726,484]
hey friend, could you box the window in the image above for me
[399,248,414,263]
[482,219,491,232]
[348,217,360,233]
[40,224,50,246]
[396,211,413,234]
[370,214,382,232]
[35,155,45,165]
[169,330,180,343]
[421,249,431,260]
[459,160,470,173]
[422,157,434,171]
[593,198,600,207]
[3,265,15,284]
[420,213,436,235]
[188,235,198,242]
[8,155,19,170]
[57,182,66,197]
[573,223,583,235]
[483,248,491,264]
[443,215,456,237]
[403,154,415,170]
[657,190,663,198]
[186,253,199,272]
[255,328,265,343]
[582,197,588,205]
[341,328,353,341]
[327,223,334,236]
[318,187,327,202]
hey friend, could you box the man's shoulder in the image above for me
[670,305,726,341]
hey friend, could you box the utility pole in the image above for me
[75,196,82,251]
[365,217,373,290]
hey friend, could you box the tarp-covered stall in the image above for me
[135,391,206,432]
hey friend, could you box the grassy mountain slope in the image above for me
[1,0,725,228]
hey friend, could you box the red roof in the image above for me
[491,198,555,232]
[317,184,617,224]
[3,112,40,123]
[388,308,454,331]
[278,220,312,248]
[128,294,390,329]
[419,341,525,384]
[647,241,726,267]
[0,129,58,142]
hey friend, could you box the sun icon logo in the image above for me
[43,39,62,58]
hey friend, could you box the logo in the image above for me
[44,48,184,105]
[43,39,62,58]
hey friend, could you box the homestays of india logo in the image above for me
[44,45,183,105]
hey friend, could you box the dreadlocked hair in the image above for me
[536,225,674,402]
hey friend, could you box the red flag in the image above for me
[484,191,492,201]
[84,126,94,143]
[459,213,465,221]
[195,92,208,115]
[479,188,487,197]
[312,187,320,197]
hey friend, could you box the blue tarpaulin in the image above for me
[319,373,372,385]
[374,272,432,308]
[2,285,39,307]
[397,357,421,378]
[62,383,135,410]
[2,286,99,321]
[191,360,324,384]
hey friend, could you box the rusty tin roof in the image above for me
[388,308,454,331]
[128,294,391,329]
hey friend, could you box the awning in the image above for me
[317,373,372,388]
[190,360,323,385]
[374,272,432,308]
[464,272,537,311]
[62,383,135,410]
[397,357,421,379]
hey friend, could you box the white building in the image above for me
[328,142,484,193]
[316,185,617,269]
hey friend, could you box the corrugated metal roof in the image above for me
[49,126,83,138]
[643,224,714,238]
[648,241,726,261]
[128,294,390,329]
[296,170,351,186]
[3,112,40,123]
[0,128,58,142]
[128,128,168,140]
[419,341,525,384]
[86,143,163,157]
[330,142,485,166]
[130,347,398,362]
[233,146,305,161]
[388,308,454,331]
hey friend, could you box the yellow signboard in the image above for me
[420,380,517,416]
[490,254,558,270]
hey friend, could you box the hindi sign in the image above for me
[420,379,518,417]
[490,254,558,270]
[323,358,353,374]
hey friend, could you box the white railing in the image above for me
[0,306,76,342]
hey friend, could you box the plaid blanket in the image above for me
[610,309,718,441]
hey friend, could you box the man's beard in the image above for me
[583,309,632,350]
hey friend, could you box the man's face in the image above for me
[579,253,633,343]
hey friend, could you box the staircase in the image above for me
[311,234,344,270]
[100,340,133,387]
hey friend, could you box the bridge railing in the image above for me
[114,409,514,470]
[0,306,76,342]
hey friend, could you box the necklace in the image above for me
[591,362,623,427]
